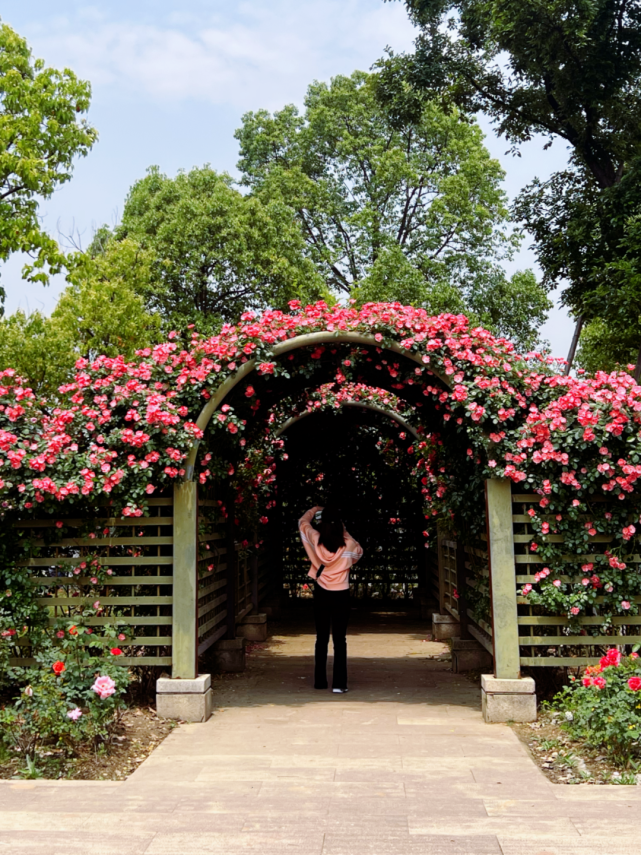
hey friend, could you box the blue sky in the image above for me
[3,0,573,355]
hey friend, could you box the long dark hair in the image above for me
[317,505,346,554]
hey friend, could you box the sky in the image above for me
[3,0,574,357]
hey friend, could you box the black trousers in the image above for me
[313,583,351,690]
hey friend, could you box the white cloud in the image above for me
[27,1,418,110]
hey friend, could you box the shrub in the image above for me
[551,648,641,765]
[0,622,130,763]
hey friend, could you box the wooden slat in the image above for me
[197,593,226,619]
[16,516,173,528]
[513,534,612,544]
[10,656,172,667]
[517,594,641,606]
[520,657,600,666]
[519,615,641,626]
[198,609,227,638]
[197,578,226,599]
[37,596,172,606]
[468,624,493,654]
[515,554,641,564]
[197,624,226,656]
[20,556,173,567]
[519,636,641,646]
[35,576,173,587]
[467,609,493,637]
[199,532,223,543]
[26,536,173,547]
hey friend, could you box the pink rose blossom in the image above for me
[67,707,83,720]
[91,675,116,700]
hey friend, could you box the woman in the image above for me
[298,505,363,693]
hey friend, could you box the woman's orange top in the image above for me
[298,506,363,591]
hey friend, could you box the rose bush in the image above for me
[552,648,641,764]
[0,621,130,763]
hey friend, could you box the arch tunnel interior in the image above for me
[194,336,487,661]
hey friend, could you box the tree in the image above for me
[0,239,161,396]
[235,70,550,350]
[0,20,96,310]
[379,0,641,368]
[115,166,327,331]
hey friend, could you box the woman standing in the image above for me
[298,505,363,693]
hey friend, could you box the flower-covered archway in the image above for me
[3,301,641,690]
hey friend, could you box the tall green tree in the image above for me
[235,70,550,350]
[379,0,641,369]
[0,20,96,310]
[115,165,326,331]
[0,239,161,396]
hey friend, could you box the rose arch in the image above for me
[3,301,641,721]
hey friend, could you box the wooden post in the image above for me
[225,507,237,639]
[455,540,470,639]
[436,526,446,614]
[485,478,520,679]
[251,550,259,612]
[172,481,198,679]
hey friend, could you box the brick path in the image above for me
[2,606,641,854]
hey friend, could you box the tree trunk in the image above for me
[564,315,584,375]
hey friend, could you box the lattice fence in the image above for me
[11,497,174,667]
[513,491,641,667]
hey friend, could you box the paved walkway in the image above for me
[2,604,641,854]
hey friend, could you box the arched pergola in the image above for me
[172,331,518,697]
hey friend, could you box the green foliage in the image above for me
[383,0,641,187]
[577,319,639,375]
[0,239,161,396]
[236,70,549,350]
[552,651,641,765]
[116,165,327,330]
[382,0,641,353]
[0,20,97,306]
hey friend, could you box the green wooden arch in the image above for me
[183,332,450,479]
[274,401,422,442]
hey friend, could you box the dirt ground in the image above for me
[0,705,177,781]
[512,711,641,785]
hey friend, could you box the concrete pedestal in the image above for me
[451,638,493,673]
[156,674,213,722]
[432,612,460,641]
[481,674,537,723]
[212,637,246,672]
[237,613,268,641]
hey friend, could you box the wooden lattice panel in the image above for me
[12,498,174,666]
[513,492,641,667]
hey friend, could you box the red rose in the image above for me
[628,677,641,691]
[52,660,65,675]
[110,648,123,656]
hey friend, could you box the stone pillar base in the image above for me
[212,637,246,672]
[481,674,537,723]
[237,613,268,641]
[451,638,493,673]
[156,674,213,722]
[432,612,460,641]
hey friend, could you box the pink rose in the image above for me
[67,707,83,720]
[91,675,116,700]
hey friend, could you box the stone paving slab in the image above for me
[3,608,641,854]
